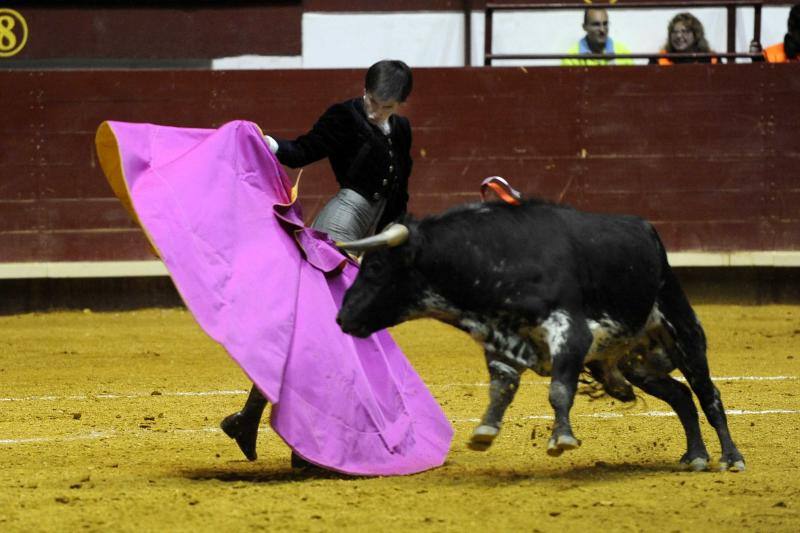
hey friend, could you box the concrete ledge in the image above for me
[1,265,798,312]
[2,251,800,279]
[669,251,800,268]
[0,261,169,279]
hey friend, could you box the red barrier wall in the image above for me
[3,2,301,61]
[0,65,798,262]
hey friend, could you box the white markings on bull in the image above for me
[644,303,664,330]
[541,310,571,357]
[490,259,507,274]
[460,318,490,341]
[586,314,626,356]
[408,288,541,369]
[711,397,725,415]
[581,304,667,366]
[412,289,462,322]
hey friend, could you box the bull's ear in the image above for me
[397,213,416,225]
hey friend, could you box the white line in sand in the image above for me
[0,376,796,403]
[1,409,799,445]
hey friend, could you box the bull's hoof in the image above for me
[468,425,499,451]
[220,412,259,461]
[606,383,636,403]
[546,434,580,457]
[682,457,709,472]
[718,456,746,472]
[679,450,710,472]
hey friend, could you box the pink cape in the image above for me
[95,120,452,476]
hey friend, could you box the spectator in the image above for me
[562,8,633,66]
[651,12,718,65]
[754,4,800,62]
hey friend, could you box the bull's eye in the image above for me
[361,260,384,280]
[362,253,389,275]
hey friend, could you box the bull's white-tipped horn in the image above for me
[336,223,409,252]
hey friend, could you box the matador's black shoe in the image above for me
[221,385,267,461]
[220,411,260,461]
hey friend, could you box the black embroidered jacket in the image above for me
[275,97,413,231]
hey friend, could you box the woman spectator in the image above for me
[651,13,718,65]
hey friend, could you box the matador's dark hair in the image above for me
[365,60,413,103]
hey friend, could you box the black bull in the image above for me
[336,199,745,472]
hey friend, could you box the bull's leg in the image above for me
[468,355,523,451]
[545,312,592,456]
[220,384,267,461]
[658,269,744,471]
[458,320,533,451]
[677,348,745,471]
[622,359,710,471]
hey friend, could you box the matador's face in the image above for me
[363,92,399,126]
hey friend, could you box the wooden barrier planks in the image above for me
[0,65,798,264]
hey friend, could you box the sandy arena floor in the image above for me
[0,305,798,532]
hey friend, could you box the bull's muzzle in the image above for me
[336,311,372,338]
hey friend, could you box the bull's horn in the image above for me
[336,223,409,252]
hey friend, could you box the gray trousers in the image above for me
[311,188,386,242]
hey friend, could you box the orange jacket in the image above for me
[657,49,718,65]
[763,42,799,63]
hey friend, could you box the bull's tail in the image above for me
[649,226,707,359]
[647,227,745,472]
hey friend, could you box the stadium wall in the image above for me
[1,66,798,308]
[1,2,796,69]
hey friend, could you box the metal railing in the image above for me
[484,1,765,65]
